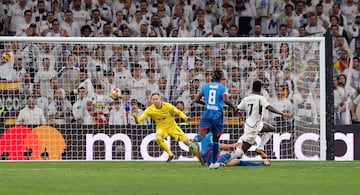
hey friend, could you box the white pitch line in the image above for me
[0,168,73,171]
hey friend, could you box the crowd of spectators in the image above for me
[0,0,359,126]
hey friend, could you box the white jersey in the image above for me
[237,94,270,128]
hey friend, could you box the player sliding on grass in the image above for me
[194,132,270,167]
[219,80,292,164]
[132,92,203,164]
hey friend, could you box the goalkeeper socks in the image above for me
[217,153,231,163]
[156,136,172,155]
[212,142,219,163]
[238,160,264,166]
[257,132,274,150]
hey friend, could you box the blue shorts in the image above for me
[199,110,224,137]
[202,150,223,165]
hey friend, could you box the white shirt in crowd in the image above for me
[16,106,46,125]
[108,106,127,125]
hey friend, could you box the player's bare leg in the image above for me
[225,159,240,166]
[261,122,276,132]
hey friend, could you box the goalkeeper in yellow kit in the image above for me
[133,92,203,164]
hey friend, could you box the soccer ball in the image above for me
[2,53,11,62]
[109,87,122,100]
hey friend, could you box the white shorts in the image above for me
[240,121,263,145]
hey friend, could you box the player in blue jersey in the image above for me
[194,69,236,169]
[194,133,270,167]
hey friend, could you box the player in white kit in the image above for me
[229,80,292,161]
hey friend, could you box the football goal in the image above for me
[0,36,326,161]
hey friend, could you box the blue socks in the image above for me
[212,142,219,163]
[238,160,264,166]
[217,153,231,163]
[216,153,265,166]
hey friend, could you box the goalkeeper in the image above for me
[133,92,203,164]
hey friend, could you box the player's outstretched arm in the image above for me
[183,116,192,122]
[266,105,291,120]
[223,95,236,111]
[194,93,205,105]
[220,142,241,150]
[171,104,190,121]
[131,110,149,124]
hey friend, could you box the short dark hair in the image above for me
[253,80,262,92]
[106,70,114,76]
[81,25,91,34]
[175,101,184,106]
[146,68,155,74]
[212,69,223,82]
[121,88,130,95]
[27,95,36,100]
[24,10,32,16]
[65,10,73,15]
[52,19,59,25]
[130,99,138,104]
[95,84,103,89]
[29,23,37,28]
[92,9,100,14]
[79,68,87,73]
[77,86,86,92]
[133,63,142,69]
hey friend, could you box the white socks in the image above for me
[229,148,244,160]
[257,132,274,150]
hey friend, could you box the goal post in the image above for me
[0,36,326,161]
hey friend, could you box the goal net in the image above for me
[0,37,326,161]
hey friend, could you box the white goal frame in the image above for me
[0,36,326,161]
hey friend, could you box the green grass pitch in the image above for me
[0,161,359,195]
